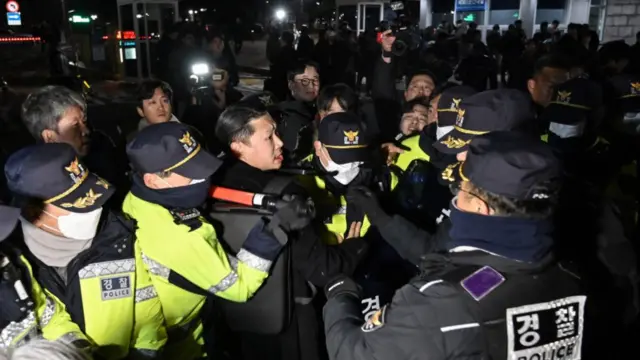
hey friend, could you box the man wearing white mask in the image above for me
[4,143,166,360]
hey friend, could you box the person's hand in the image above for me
[381,142,405,165]
[381,30,396,53]
[324,274,360,300]
[346,186,390,227]
[336,221,362,244]
[272,195,315,232]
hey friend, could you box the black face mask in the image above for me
[131,174,211,210]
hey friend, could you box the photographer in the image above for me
[213,105,368,360]
[372,27,437,143]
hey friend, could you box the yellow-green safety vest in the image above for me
[123,192,270,359]
[393,135,431,171]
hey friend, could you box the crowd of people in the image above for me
[1,15,640,360]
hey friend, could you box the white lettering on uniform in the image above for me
[361,296,381,321]
[506,296,585,360]
[516,314,541,347]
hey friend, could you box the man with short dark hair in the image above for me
[136,80,178,131]
[325,131,588,360]
[214,104,368,360]
[526,55,569,108]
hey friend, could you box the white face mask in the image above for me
[43,208,103,241]
[436,125,454,140]
[323,160,362,185]
[160,177,205,188]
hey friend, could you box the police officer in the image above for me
[4,143,165,359]
[324,131,588,360]
[0,204,89,350]
[122,122,286,359]
[350,89,539,266]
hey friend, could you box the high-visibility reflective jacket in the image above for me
[393,135,431,172]
[123,192,281,359]
[25,212,166,360]
[0,250,87,349]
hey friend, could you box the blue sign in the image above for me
[455,0,486,12]
[7,11,21,26]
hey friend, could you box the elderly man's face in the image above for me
[42,105,90,156]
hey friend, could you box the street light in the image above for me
[90,15,97,20]
[188,9,194,14]
[275,9,286,21]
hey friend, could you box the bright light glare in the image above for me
[136,14,142,19]
[91,15,98,20]
[275,9,286,20]
[188,9,194,14]
[191,63,209,75]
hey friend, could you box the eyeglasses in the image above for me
[296,78,319,86]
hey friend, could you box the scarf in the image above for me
[20,218,92,268]
[448,204,553,263]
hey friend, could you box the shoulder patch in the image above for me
[361,305,387,333]
[460,266,505,301]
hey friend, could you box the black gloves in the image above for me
[271,194,315,232]
[346,186,391,227]
[324,274,361,300]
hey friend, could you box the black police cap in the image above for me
[610,74,640,113]
[127,122,222,179]
[434,89,535,154]
[444,132,561,200]
[4,143,114,213]
[436,85,477,128]
[541,77,602,136]
[318,112,370,164]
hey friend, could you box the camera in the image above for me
[376,20,420,57]
[189,63,226,93]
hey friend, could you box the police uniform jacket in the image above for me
[23,211,166,360]
[122,189,281,360]
[324,250,587,360]
[0,243,88,349]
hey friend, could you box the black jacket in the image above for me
[277,100,316,163]
[324,250,587,360]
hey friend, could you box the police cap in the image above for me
[433,89,535,154]
[127,122,222,179]
[435,85,477,128]
[318,112,370,164]
[610,74,640,113]
[444,132,561,200]
[541,77,602,138]
[4,143,114,213]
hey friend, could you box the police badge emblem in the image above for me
[361,305,387,332]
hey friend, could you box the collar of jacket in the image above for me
[418,249,556,281]
[279,100,316,119]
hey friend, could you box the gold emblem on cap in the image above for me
[179,132,195,147]
[557,91,571,103]
[441,136,470,149]
[631,82,640,95]
[343,130,359,145]
[259,95,274,106]
[65,158,82,176]
[452,98,461,109]
[61,188,102,209]
[455,109,466,127]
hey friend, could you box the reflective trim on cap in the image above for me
[437,108,458,113]
[620,94,640,99]
[324,144,368,149]
[44,171,88,204]
[453,126,489,136]
[164,143,201,172]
